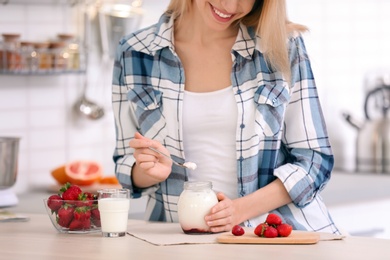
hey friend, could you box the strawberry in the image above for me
[266,213,282,226]
[69,218,91,231]
[254,223,268,237]
[57,204,75,228]
[60,183,82,201]
[69,219,85,231]
[231,225,245,236]
[47,194,63,212]
[91,208,101,227]
[84,192,96,200]
[73,206,91,221]
[277,223,293,237]
[263,226,278,238]
[83,218,91,229]
[75,193,93,207]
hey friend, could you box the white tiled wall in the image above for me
[1,0,390,194]
[288,0,390,171]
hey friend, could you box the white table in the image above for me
[1,214,390,260]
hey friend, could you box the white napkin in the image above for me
[126,221,222,246]
[126,221,345,246]
[0,210,30,222]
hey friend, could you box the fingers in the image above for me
[135,152,158,169]
[130,132,152,149]
[130,132,164,151]
[130,132,173,174]
[205,192,236,232]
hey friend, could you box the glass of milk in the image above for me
[97,188,130,237]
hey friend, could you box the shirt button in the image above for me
[272,98,277,104]
[240,124,245,129]
[239,156,244,162]
[237,89,242,94]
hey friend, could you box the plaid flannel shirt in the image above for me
[112,14,339,234]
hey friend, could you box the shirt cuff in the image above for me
[273,163,315,207]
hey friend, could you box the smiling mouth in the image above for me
[212,6,233,19]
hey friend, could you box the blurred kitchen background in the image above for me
[1,0,390,238]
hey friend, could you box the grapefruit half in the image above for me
[51,165,68,185]
[98,176,119,185]
[64,160,103,186]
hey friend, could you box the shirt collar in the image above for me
[148,14,257,59]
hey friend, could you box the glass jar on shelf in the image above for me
[33,42,51,72]
[1,33,21,72]
[57,33,82,71]
[49,41,67,72]
[20,41,37,73]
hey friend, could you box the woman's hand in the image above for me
[205,192,241,233]
[129,132,172,187]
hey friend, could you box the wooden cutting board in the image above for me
[217,230,320,245]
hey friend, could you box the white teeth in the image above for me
[213,7,232,19]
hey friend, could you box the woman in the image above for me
[112,0,340,234]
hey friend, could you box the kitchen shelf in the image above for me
[0,0,94,6]
[0,69,86,75]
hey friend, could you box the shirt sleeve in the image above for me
[111,41,158,199]
[273,34,334,208]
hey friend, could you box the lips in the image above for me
[210,4,234,22]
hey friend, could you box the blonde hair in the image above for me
[165,0,307,80]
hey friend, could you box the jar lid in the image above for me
[57,34,74,40]
[33,42,50,49]
[183,181,213,190]
[20,41,33,46]
[2,33,21,42]
[49,41,66,49]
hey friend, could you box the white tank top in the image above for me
[182,86,238,199]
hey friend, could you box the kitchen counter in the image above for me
[5,171,390,238]
[1,214,390,260]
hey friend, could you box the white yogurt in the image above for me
[98,198,130,233]
[183,162,197,170]
[177,181,218,234]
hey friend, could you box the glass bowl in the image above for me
[43,198,101,234]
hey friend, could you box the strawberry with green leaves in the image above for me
[47,194,63,212]
[73,206,91,221]
[75,193,94,207]
[69,218,91,231]
[57,204,75,228]
[60,183,82,201]
[254,223,268,237]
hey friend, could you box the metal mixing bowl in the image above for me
[0,137,20,189]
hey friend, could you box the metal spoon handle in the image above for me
[148,147,189,169]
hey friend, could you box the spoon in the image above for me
[73,11,104,120]
[74,79,105,120]
[148,147,197,170]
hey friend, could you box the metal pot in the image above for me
[0,137,20,189]
[343,85,390,173]
[98,2,143,59]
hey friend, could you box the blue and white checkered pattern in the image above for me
[112,14,339,234]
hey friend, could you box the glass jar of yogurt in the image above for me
[177,181,218,234]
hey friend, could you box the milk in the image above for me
[98,198,130,233]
